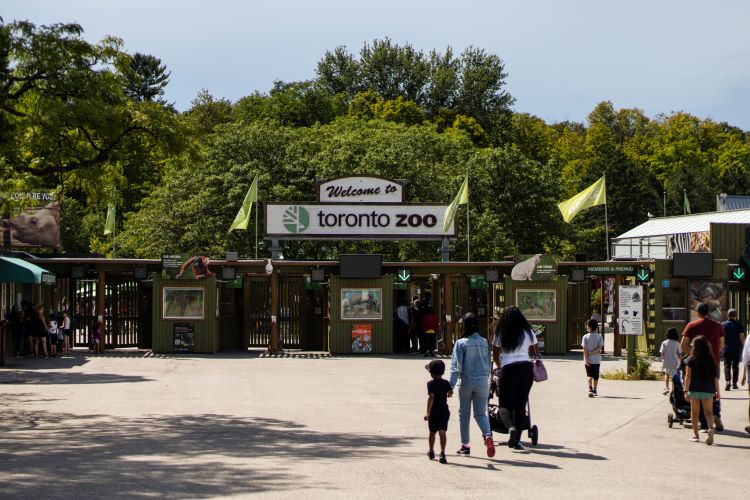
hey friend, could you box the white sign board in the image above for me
[265,203,454,240]
[618,285,644,336]
[319,176,404,203]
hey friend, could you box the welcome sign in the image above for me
[265,203,454,239]
[318,176,405,203]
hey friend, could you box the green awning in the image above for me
[0,256,56,285]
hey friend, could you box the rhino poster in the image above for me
[1,192,60,248]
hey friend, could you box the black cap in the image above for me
[697,302,710,317]
[425,359,445,375]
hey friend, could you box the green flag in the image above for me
[103,203,116,236]
[558,176,607,223]
[683,190,691,214]
[228,174,258,233]
[443,175,469,234]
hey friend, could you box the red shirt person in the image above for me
[681,302,725,364]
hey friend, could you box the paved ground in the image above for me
[1,348,749,499]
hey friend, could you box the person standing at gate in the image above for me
[420,303,439,357]
[396,298,411,353]
[681,302,724,431]
[410,297,423,354]
[31,304,49,358]
[450,312,495,458]
[721,308,745,391]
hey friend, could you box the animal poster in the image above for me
[618,285,643,335]
[511,254,559,281]
[689,281,726,322]
[161,254,215,279]
[341,288,382,321]
[1,192,60,248]
[515,289,557,322]
[163,287,205,320]
[351,324,373,353]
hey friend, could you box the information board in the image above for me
[618,286,643,336]
[173,323,194,352]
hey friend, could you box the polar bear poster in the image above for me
[511,254,542,281]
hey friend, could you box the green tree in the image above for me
[0,21,183,185]
[121,52,170,102]
[371,96,424,125]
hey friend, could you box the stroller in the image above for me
[488,369,539,445]
[667,362,691,428]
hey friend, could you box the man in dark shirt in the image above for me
[721,308,746,391]
[682,302,725,431]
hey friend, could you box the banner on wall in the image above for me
[618,285,643,335]
[351,324,373,353]
[1,192,60,248]
[161,254,215,279]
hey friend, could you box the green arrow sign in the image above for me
[636,269,650,281]
[733,268,746,280]
[397,269,411,282]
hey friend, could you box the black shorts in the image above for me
[585,363,601,380]
[428,409,450,433]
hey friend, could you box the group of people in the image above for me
[5,299,73,358]
[423,306,539,463]
[395,296,439,357]
[659,302,750,444]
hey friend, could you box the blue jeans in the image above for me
[457,377,491,445]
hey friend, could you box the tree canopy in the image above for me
[3,22,749,261]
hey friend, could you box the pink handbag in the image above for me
[532,356,548,382]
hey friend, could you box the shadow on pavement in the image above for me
[0,407,413,498]
[0,371,153,385]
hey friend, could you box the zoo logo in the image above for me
[282,205,310,233]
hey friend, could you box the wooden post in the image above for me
[613,274,621,357]
[97,270,106,353]
[443,273,453,354]
[269,269,279,353]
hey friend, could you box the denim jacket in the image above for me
[449,332,491,387]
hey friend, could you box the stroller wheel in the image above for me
[667,413,674,428]
[529,425,539,446]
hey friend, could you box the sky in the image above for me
[4,0,750,129]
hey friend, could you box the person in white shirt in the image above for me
[741,334,750,434]
[491,306,539,450]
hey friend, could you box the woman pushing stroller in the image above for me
[491,306,539,450]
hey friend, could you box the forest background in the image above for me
[2,20,749,262]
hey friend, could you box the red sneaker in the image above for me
[485,434,495,458]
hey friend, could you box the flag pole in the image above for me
[254,176,259,260]
[466,172,470,262]
[604,174,610,261]
[663,190,666,217]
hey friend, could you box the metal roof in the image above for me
[716,194,750,211]
[614,209,750,240]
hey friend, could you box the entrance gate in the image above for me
[72,276,143,348]
[245,276,305,349]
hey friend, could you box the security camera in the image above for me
[265,259,274,275]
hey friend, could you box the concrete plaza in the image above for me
[1,349,748,499]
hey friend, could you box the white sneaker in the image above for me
[662,388,670,395]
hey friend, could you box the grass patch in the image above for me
[602,352,661,381]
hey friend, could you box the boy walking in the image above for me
[424,360,452,463]
[582,319,604,397]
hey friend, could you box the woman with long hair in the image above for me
[491,306,539,450]
[31,304,49,358]
[684,335,720,444]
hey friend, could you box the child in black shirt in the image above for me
[424,360,452,464]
